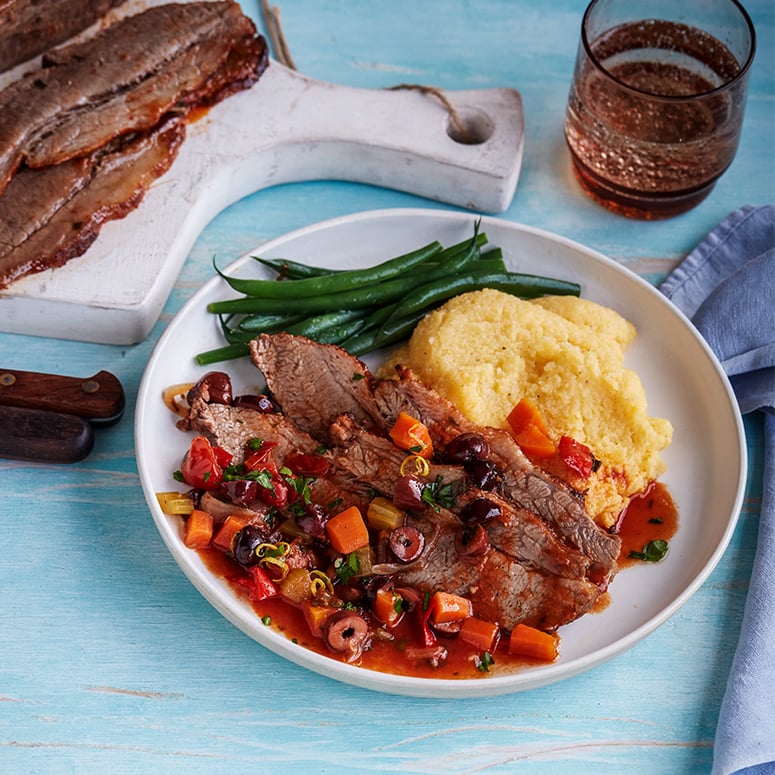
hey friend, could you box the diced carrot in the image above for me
[459,616,500,652]
[212,513,255,553]
[374,587,404,627]
[183,508,214,549]
[507,398,556,458]
[326,506,370,554]
[301,601,337,637]
[513,423,556,458]
[508,623,560,662]
[507,397,550,436]
[389,411,434,459]
[429,591,473,624]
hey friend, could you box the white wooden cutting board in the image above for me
[0,3,524,345]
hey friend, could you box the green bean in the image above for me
[420,224,481,277]
[341,309,429,356]
[314,316,369,345]
[207,253,516,317]
[255,233,488,283]
[218,316,255,344]
[284,309,367,339]
[208,272,428,315]
[396,231,487,278]
[252,256,341,279]
[216,241,443,299]
[421,252,505,286]
[479,246,504,268]
[195,342,251,366]
[362,301,400,328]
[236,312,307,333]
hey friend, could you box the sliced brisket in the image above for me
[0,0,126,73]
[0,1,269,287]
[392,511,601,631]
[326,414,600,628]
[0,1,268,197]
[501,469,621,578]
[326,412,466,498]
[252,332,620,575]
[251,334,380,444]
[179,394,323,465]
[249,333,624,632]
[0,115,185,287]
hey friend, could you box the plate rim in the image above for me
[135,206,748,698]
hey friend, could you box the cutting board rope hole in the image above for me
[261,1,482,144]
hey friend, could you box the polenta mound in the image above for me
[381,289,673,528]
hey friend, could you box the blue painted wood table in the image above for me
[1,1,773,772]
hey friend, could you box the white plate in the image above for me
[135,208,747,698]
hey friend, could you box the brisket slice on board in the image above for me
[0,1,267,194]
[0,0,127,73]
[0,116,186,287]
[0,1,269,288]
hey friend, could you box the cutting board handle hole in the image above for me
[446,108,494,145]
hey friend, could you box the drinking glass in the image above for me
[564,0,756,219]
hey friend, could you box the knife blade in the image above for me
[0,405,94,463]
[0,368,124,425]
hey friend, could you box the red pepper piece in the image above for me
[232,565,279,603]
[244,440,279,471]
[558,435,595,479]
[212,445,233,469]
[417,597,438,647]
[285,452,330,477]
[180,435,225,491]
[258,471,289,508]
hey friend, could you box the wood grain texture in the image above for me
[0,0,772,772]
[0,368,124,421]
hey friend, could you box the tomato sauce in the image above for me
[186,104,212,123]
[198,547,551,679]
[195,481,678,680]
[613,482,679,567]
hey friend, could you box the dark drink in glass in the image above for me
[564,0,756,219]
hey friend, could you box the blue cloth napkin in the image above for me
[660,204,775,775]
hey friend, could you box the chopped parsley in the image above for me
[629,539,669,563]
[334,552,361,584]
[476,652,495,672]
[421,476,461,511]
[281,468,314,511]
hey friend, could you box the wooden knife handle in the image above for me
[0,405,94,463]
[0,369,125,424]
